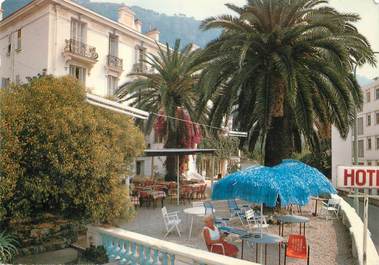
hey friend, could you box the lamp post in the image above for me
[352,51,379,215]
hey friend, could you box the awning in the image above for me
[86,93,149,120]
[143,148,216,157]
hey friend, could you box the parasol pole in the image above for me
[177,155,180,206]
[260,203,263,264]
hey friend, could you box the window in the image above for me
[109,34,118,57]
[136,161,144,176]
[367,114,371,126]
[367,161,372,166]
[15,75,20,84]
[107,75,118,96]
[376,137,379,150]
[69,65,86,84]
[376,112,379,125]
[376,88,379,100]
[16,29,21,51]
[1,78,10,88]
[358,140,365,157]
[367,137,372,150]
[377,161,379,166]
[366,91,371,103]
[70,19,86,42]
[357,117,364,135]
[6,34,11,56]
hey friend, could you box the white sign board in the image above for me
[337,166,379,189]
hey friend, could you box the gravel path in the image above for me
[116,199,356,265]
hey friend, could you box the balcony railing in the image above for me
[107,55,123,71]
[64,39,98,61]
[132,62,149,73]
[87,225,259,265]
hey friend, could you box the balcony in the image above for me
[63,39,98,72]
[132,62,150,73]
[105,55,123,76]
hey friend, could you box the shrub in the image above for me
[0,231,18,263]
[82,245,109,264]
[0,76,145,223]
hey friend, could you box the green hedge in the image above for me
[0,76,144,224]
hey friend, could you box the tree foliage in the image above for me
[0,76,144,223]
[116,40,207,180]
[200,0,376,166]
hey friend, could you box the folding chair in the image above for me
[227,200,246,224]
[284,234,310,265]
[161,207,181,238]
[321,198,340,220]
[202,227,225,255]
[245,209,269,232]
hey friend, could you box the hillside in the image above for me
[1,0,219,48]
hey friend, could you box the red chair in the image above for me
[284,234,310,265]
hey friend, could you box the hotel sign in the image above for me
[337,166,379,189]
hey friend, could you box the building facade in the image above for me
[332,79,379,191]
[0,0,160,97]
[0,0,166,177]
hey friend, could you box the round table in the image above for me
[276,215,310,236]
[183,207,214,240]
[241,232,284,264]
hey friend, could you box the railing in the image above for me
[107,55,123,70]
[87,225,259,265]
[335,195,379,265]
[132,63,149,73]
[64,39,98,60]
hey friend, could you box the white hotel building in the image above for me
[0,0,166,177]
[332,78,379,192]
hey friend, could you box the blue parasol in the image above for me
[211,160,336,207]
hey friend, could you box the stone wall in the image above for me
[8,214,85,256]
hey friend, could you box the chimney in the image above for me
[146,28,160,42]
[0,8,3,21]
[118,6,135,29]
[135,19,142,32]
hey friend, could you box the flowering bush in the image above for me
[0,76,144,223]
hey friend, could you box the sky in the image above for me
[90,0,379,80]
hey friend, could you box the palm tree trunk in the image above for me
[264,114,293,166]
[164,126,178,181]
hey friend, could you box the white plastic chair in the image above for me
[245,209,269,231]
[161,207,182,238]
[321,198,341,220]
[192,201,205,208]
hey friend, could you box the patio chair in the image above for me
[245,209,269,232]
[227,200,246,224]
[202,228,225,255]
[320,198,341,220]
[161,207,182,238]
[200,184,207,199]
[284,234,310,265]
[203,201,230,227]
[192,201,205,208]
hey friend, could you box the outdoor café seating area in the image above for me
[117,198,355,265]
[130,178,208,208]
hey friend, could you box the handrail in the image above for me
[87,225,260,265]
[107,54,123,70]
[64,39,98,60]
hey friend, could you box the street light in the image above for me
[352,51,379,214]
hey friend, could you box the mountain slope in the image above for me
[1,0,219,48]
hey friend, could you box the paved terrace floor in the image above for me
[116,199,356,265]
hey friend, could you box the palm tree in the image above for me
[200,0,376,166]
[116,40,207,180]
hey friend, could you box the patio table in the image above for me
[276,214,309,236]
[139,190,166,208]
[241,232,284,265]
[184,206,214,240]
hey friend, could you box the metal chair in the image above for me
[202,227,225,255]
[227,199,246,224]
[284,234,310,265]
[161,206,181,238]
